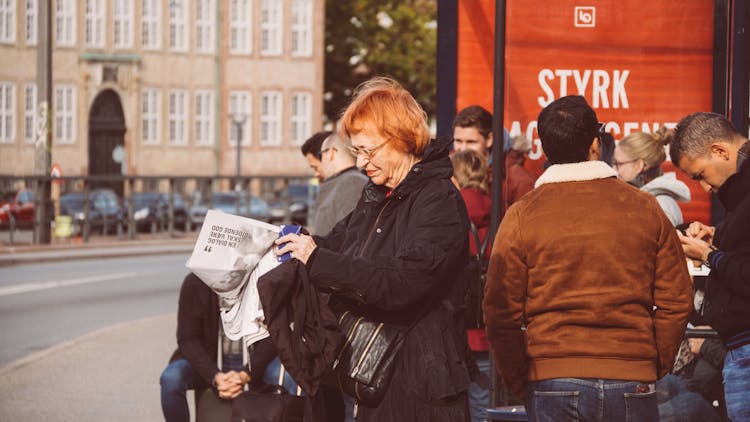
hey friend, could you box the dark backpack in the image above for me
[463,222,490,329]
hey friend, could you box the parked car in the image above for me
[128,192,189,232]
[59,189,125,235]
[0,189,36,229]
[268,183,318,226]
[189,192,272,227]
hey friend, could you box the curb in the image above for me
[0,235,198,266]
[0,244,195,266]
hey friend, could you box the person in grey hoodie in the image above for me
[613,127,691,226]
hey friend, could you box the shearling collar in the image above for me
[535,160,618,188]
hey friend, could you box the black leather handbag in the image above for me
[230,384,305,422]
[332,310,409,406]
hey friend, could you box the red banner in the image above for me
[457,0,714,223]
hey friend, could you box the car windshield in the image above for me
[132,193,160,207]
[60,193,85,209]
[211,193,242,206]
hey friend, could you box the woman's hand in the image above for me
[275,233,317,265]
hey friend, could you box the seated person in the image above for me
[657,269,726,422]
[159,273,250,422]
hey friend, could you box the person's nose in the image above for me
[699,180,712,193]
[356,154,369,169]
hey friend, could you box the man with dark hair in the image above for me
[300,131,332,181]
[453,105,494,155]
[484,95,692,421]
[671,112,750,422]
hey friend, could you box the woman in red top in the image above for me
[451,149,492,422]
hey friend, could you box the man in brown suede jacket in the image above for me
[483,95,692,421]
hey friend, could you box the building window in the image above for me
[141,88,160,145]
[229,91,251,146]
[55,0,75,46]
[260,0,281,56]
[194,91,214,146]
[142,0,160,49]
[85,0,104,48]
[290,92,311,145]
[25,0,36,45]
[54,85,76,144]
[229,0,251,54]
[114,0,133,49]
[260,91,281,146]
[195,0,214,53]
[291,0,312,57]
[168,0,187,51]
[24,84,36,144]
[168,90,186,145]
[0,0,14,44]
[0,83,14,143]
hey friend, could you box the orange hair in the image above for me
[338,77,431,156]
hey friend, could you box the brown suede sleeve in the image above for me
[652,210,694,378]
[483,205,529,399]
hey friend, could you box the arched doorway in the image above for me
[88,89,126,197]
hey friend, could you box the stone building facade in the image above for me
[0,0,324,186]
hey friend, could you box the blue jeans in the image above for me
[656,374,720,422]
[262,356,302,395]
[468,351,490,422]
[527,378,658,422]
[159,355,245,422]
[723,343,750,421]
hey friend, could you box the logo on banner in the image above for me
[574,7,596,27]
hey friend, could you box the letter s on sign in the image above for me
[537,69,554,108]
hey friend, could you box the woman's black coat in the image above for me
[307,136,472,420]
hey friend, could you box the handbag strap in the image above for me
[469,222,490,258]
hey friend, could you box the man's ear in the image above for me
[486,132,493,150]
[588,137,601,161]
[710,142,731,161]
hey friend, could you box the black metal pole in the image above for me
[730,0,749,137]
[436,0,458,140]
[34,0,52,244]
[489,0,507,409]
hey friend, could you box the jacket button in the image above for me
[376,228,382,234]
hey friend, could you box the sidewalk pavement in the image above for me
[0,233,201,421]
[0,313,182,421]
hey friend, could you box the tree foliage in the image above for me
[325,0,437,124]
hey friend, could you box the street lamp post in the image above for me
[230,112,248,191]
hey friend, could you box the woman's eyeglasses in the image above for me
[347,138,392,160]
[613,159,638,169]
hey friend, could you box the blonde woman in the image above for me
[613,127,691,226]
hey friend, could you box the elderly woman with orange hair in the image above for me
[276,77,473,421]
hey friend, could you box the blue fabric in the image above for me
[160,354,244,422]
[468,352,490,422]
[262,356,303,396]
[656,374,721,422]
[160,358,198,422]
[221,352,245,372]
[723,343,750,421]
[526,378,658,422]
